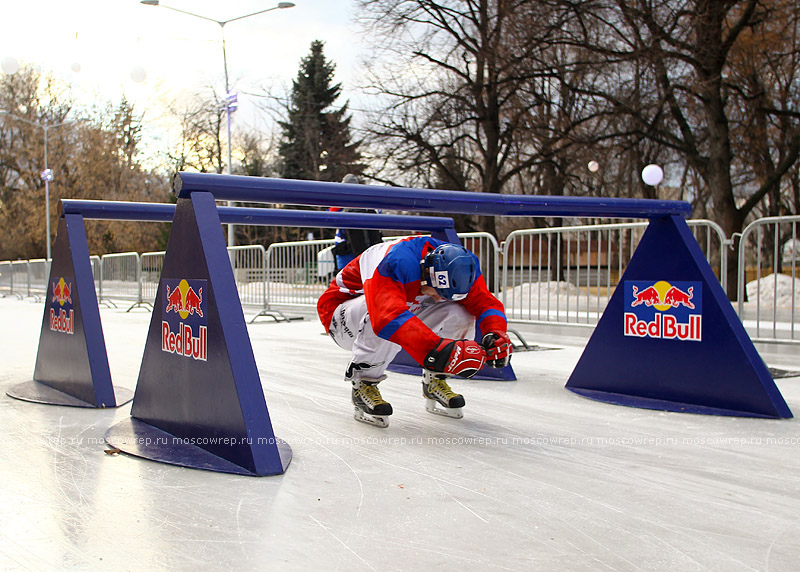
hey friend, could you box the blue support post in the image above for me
[7,215,133,407]
[566,216,792,418]
[105,193,293,476]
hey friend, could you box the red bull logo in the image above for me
[161,278,207,361]
[51,278,73,306]
[49,277,74,334]
[624,280,702,342]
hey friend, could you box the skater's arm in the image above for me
[364,277,441,363]
[362,254,443,363]
[460,275,508,335]
[458,276,511,367]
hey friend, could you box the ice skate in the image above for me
[352,377,393,428]
[422,371,465,419]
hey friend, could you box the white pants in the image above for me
[328,296,475,382]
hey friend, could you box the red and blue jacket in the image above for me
[317,236,507,365]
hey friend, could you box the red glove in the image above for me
[481,331,512,368]
[424,338,487,378]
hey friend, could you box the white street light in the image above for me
[141,1,296,246]
[130,66,147,83]
[642,164,664,186]
[1,56,19,75]
[0,110,72,260]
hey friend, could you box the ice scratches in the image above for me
[362,449,516,511]
[535,475,731,570]
[311,516,529,572]
[459,440,754,570]
[643,526,757,572]
[274,390,366,519]
[605,464,772,570]
[354,454,538,570]
[764,518,800,572]
[52,415,88,512]
[554,513,648,572]
[1,531,60,571]
[552,480,758,571]
[416,457,489,524]
[235,498,249,560]
[432,475,488,523]
[387,450,641,571]
[310,516,378,572]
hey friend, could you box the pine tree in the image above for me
[279,40,363,181]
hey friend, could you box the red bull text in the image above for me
[49,277,74,335]
[624,280,702,342]
[161,278,207,361]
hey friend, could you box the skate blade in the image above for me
[354,407,389,428]
[424,399,464,419]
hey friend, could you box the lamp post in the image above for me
[0,110,70,260]
[140,0,296,246]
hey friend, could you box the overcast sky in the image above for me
[1,0,369,165]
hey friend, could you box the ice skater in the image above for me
[317,236,512,427]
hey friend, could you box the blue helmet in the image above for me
[423,243,478,301]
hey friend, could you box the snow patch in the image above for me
[746,273,800,307]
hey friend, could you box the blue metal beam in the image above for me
[59,200,455,232]
[173,172,693,219]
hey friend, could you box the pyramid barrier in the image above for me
[6,214,131,408]
[564,215,792,418]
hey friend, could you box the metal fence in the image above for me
[738,215,800,343]
[11,261,30,299]
[27,259,50,301]
[230,245,267,307]
[100,252,143,310]
[1,217,798,346]
[0,261,10,294]
[140,251,165,308]
[265,238,335,309]
[458,232,502,294]
[501,220,727,325]
[1,257,100,302]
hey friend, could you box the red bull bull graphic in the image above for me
[49,277,74,334]
[624,280,702,341]
[162,278,207,361]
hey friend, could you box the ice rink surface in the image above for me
[1,296,800,572]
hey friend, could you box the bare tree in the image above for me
[559,0,800,295]
[359,0,595,236]
[1,66,168,259]
[726,0,800,268]
[168,89,228,175]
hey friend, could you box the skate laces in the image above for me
[358,383,387,406]
[427,377,459,400]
